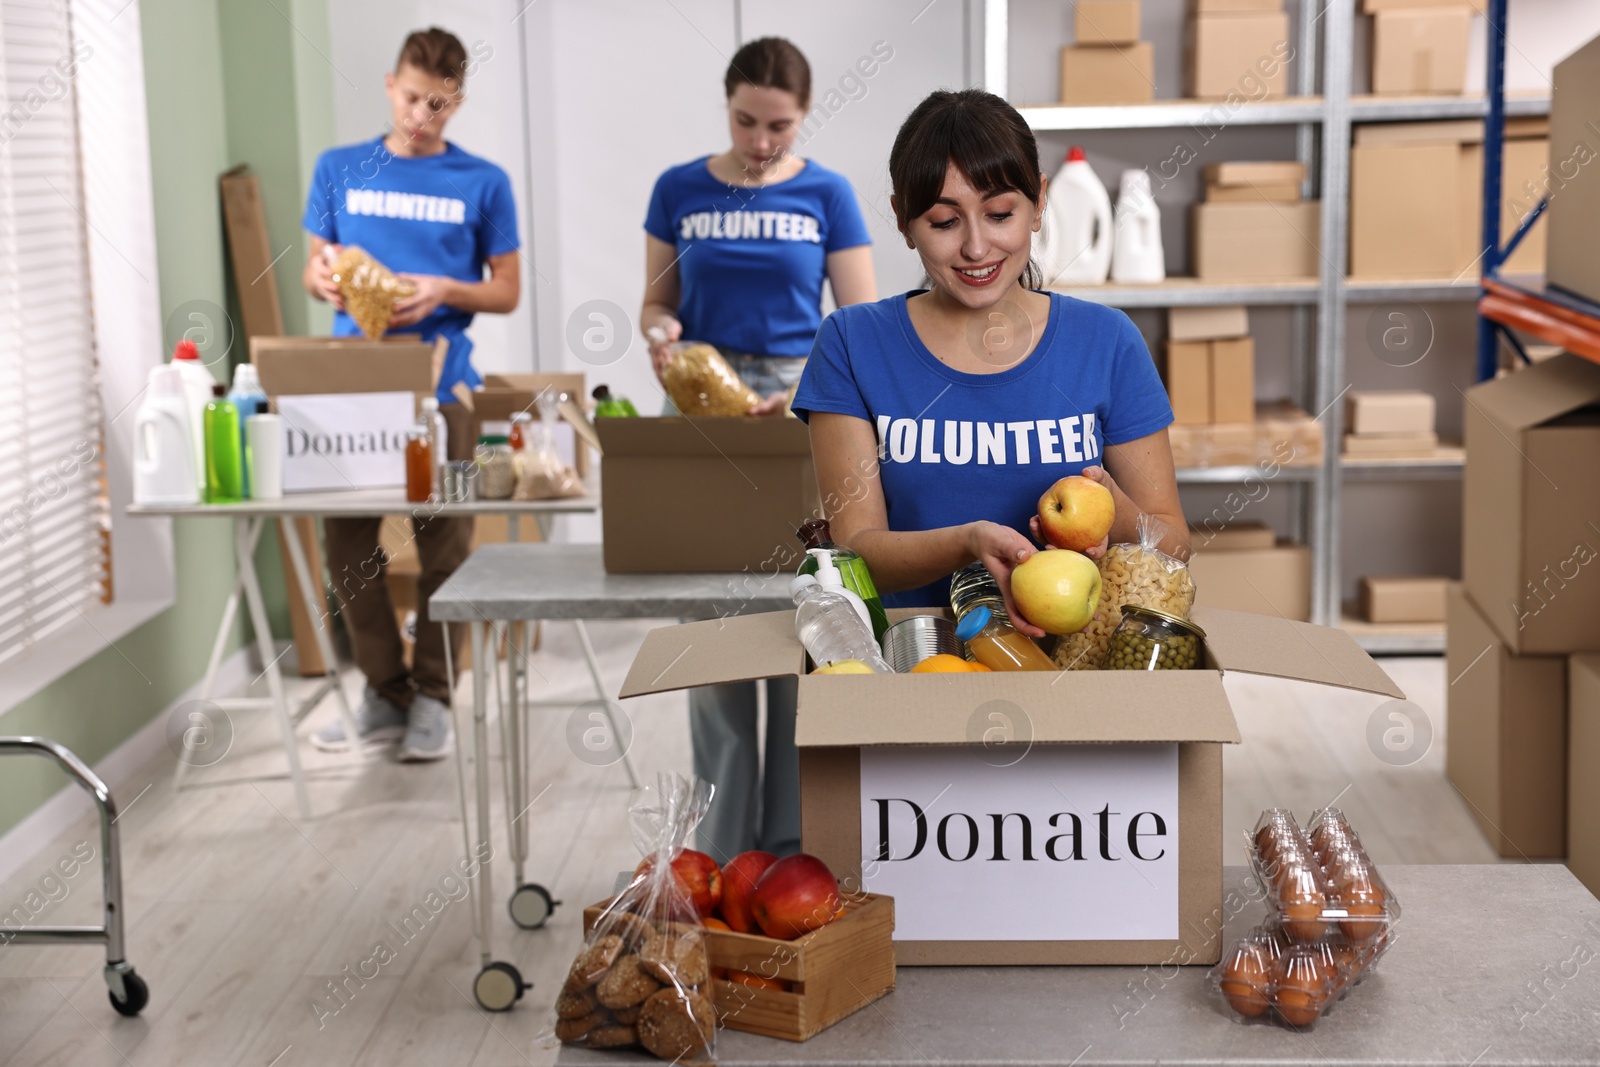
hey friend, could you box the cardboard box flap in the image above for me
[795,669,1242,747]
[1195,606,1404,698]
[1466,353,1600,433]
[250,335,437,396]
[596,416,810,458]
[620,612,800,698]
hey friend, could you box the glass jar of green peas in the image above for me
[1100,605,1207,671]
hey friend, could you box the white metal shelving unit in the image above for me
[982,0,1547,653]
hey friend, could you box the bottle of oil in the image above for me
[949,562,1056,671]
[796,519,889,641]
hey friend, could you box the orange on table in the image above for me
[910,653,979,673]
[702,916,732,931]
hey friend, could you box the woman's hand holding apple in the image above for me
[966,520,1047,638]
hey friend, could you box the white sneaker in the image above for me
[398,694,454,762]
[312,687,407,753]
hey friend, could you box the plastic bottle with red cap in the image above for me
[1035,145,1113,287]
[169,340,217,493]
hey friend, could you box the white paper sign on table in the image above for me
[859,744,1180,942]
[275,392,416,493]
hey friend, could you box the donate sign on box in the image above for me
[274,392,416,493]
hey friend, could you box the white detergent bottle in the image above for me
[134,366,200,505]
[1112,168,1166,284]
[169,339,216,493]
[1042,146,1113,286]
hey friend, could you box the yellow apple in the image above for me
[1011,550,1102,635]
[811,659,876,675]
[1037,475,1115,552]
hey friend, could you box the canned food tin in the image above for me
[1101,605,1206,670]
[443,460,477,503]
[881,615,962,673]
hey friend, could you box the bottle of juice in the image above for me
[592,384,639,418]
[202,384,243,504]
[405,421,433,503]
[955,605,1058,672]
[509,411,532,451]
[796,519,889,641]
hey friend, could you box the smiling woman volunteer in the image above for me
[792,89,1187,628]
[640,37,876,860]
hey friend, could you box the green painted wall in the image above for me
[0,0,333,838]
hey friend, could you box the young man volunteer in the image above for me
[301,27,520,760]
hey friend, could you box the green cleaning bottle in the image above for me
[203,383,243,504]
[796,518,889,641]
[592,384,639,418]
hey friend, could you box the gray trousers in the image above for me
[691,677,800,862]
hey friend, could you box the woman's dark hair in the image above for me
[724,37,811,108]
[889,89,1044,289]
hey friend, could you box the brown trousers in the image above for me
[322,403,474,708]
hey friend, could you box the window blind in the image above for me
[0,0,111,666]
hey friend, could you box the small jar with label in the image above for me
[1101,605,1206,671]
[476,434,516,499]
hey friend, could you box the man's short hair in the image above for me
[396,27,469,89]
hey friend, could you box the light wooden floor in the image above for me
[0,624,1498,1066]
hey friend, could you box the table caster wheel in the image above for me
[473,961,527,1012]
[508,883,558,930]
[106,966,149,1016]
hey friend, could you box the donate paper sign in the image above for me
[274,392,416,493]
[859,744,1180,942]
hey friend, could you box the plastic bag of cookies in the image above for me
[551,774,718,1063]
[1053,513,1195,670]
[327,245,415,339]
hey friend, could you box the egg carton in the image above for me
[1205,920,1398,1028]
[1243,807,1400,945]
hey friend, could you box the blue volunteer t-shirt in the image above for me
[303,137,520,403]
[791,292,1173,607]
[644,157,872,357]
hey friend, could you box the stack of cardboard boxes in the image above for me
[1342,390,1439,459]
[1059,0,1153,105]
[1187,521,1313,622]
[1448,354,1600,898]
[1192,162,1321,281]
[1365,0,1479,96]
[1349,118,1550,279]
[1544,32,1600,305]
[1187,0,1291,101]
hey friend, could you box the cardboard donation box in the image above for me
[1446,584,1567,858]
[469,372,595,478]
[1546,32,1600,305]
[1461,355,1600,655]
[1569,655,1600,899]
[596,417,817,573]
[251,336,437,493]
[621,607,1401,965]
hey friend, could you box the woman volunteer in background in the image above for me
[792,89,1187,626]
[639,37,877,860]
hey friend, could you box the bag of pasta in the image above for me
[328,245,415,338]
[661,341,761,417]
[549,774,717,1063]
[514,389,585,500]
[1052,513,1195,670]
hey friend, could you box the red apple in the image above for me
[750,854,841,940]
[719,850,778,934]
[635,849,723,917]
[1037,475,1115,552]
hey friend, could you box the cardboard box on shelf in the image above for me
[1363,0,1484,14]
[1210,337,1255,424]
[1192,201,1320,280]
[1206,422,1256,465]
[1446,584,1567,858]
[1060,42,1155,104]
[1371,7,1472,95]
[1569,654,1600,899]
[1341,431,1440,458]
[1346,390,1436,436]
[1204,180,1302,203]
[1075,0,1140,45]
[1256,400,1324,466]
[1189,521,1277,551]
[1169,305,1249,342]
[1203,161,1306,187]
[1188,12,1290,100]
[1546,31,1600,304]
[1359,576,1448,623]
[596,417,817,573]
[1190,544,1311,621]
[1163,340,1212,425]
[1167,402,1322,470]
[621,606,1400,965]
[1191,0,1281,11]
[1461,354,1600,654]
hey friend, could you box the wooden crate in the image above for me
[582,893,895,1042]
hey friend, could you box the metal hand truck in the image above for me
[0,737,148,1016]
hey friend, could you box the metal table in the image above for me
[428,542,793,1010]
[558,863,1600,1066]
[126,487,596,817]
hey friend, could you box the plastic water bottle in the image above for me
[227,364,268,497]
[1112,168,1166,283]
[420,396,448,496]
[790,551,893,673]
[1036,146,1113,287]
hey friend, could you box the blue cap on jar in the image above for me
[954,605,991,642]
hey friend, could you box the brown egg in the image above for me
[1219,942,1270,1017]
[1278,866,1329,942]
[1273,949,1331,1027]
[1333,863,1388,942]
[1327,940,1361,990]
